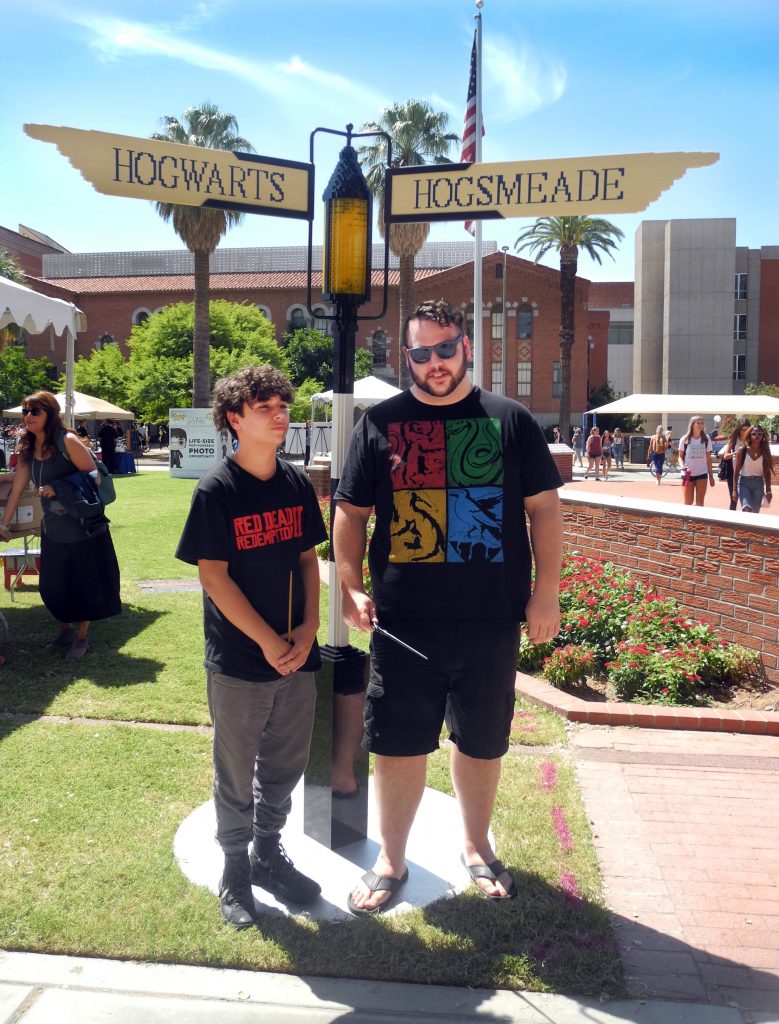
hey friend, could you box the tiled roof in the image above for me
[39,268,442,295]
[588,281,634,308]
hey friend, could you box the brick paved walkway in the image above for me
[572,725,779,1015]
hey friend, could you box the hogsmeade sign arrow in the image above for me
[24,124,314,220]
[386,151,719,222]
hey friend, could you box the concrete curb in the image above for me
[515,672,779,735]
[0,950,749,1024]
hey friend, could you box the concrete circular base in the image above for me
[174,778,484,921]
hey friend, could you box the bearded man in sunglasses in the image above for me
[334,298,563,915]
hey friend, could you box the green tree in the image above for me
[746,383,779,438]
[0,248,25,284]
[0,347,54,411]
[151,104,254,408]
[588,380,643,435]
[355,346,374,381]
[284,328,334,389]
[358,101,458,389]
[289,377,325,423]
[69,343,131,409]
[126,301,285,422]
[515,216,624,435]
[284,329,379,392]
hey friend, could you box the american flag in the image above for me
[460,30,483,235]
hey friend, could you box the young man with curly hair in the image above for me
[176,365,327,928]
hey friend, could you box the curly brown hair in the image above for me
[16,391,66,465]
[403,298,464,346]
[212,365,294,439]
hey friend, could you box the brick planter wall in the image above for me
[560,492,779,683]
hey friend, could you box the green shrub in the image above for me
[541,644,597,688]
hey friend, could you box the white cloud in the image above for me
[66,11,384,107]
[483,36,567,122]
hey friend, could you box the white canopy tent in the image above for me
[3,390,134,421]
[311,375,401,419]
[591,393,779,418]
[0,277,87,425]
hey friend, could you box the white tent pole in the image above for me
[64,328,75,427]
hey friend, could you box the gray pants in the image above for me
[206,669,316,854]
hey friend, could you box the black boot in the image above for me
[250,835,321,904]
[218,851,257,929]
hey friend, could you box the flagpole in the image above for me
[473,2,484,390]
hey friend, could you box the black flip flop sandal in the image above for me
[460,852,517,901]
[346,868,409,916]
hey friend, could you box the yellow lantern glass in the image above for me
[324,197,369,298]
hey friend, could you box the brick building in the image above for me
[2,236,608,430]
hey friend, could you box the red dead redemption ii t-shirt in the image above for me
[176,457,327,681]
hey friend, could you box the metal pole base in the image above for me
[304,644,369,850]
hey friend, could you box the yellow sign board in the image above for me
[387,151,719,222]
[24,124,313,219]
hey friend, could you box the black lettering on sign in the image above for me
[550,171,572,203]
[602,166,624,200]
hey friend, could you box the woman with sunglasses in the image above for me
[678,416,715,506]
[0,391,120,660]
[732,426,775,513]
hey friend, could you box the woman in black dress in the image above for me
[0,391,121,660]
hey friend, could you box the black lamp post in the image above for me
[304,125,389,851]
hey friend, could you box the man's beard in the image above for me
[408,353,468,397]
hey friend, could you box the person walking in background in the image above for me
[600,430,613,480]
[158,423,168,449]
[571,427,584,466]
[98,418,120,474]
[733,425,774,513]
[304,420,312,467]
[552,424,561,444]
[585,426,602,480]
[612,428,624,469]
[720,418,751,511]
[647,425,668,485]
[0,391,121,660]
[678,416,715,506]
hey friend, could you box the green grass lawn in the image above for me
[0,719,620,995]
[0,469,621,996]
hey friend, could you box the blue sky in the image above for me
[2,0,777,282]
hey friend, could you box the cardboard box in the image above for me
[0,475,43,534]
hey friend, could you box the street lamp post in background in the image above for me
[501,245,509,397]
[304,125,389,850]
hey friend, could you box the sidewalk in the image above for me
[563,462,779,517]
[571,725,779,1019]
[0,949,753,1024]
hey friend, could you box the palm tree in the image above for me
[358,101,458,388]
[152,104,254,407]
[515,216,624,436]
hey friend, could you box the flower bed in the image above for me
[518,554,764,707]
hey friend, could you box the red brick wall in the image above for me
[560,494,779,683]
[758,256,779,384]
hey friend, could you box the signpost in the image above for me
[24,124,314,220]
[386,151,719,223]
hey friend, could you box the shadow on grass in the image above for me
[0,601,167,728]
[233,869,624,1000]
[227,876,779,1015]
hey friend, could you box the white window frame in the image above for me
[516,361,531,397]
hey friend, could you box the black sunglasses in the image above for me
[21,406,43,417]
[405,333,463,364]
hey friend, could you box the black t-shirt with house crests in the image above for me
[334,386,562,624]
[176,457,327,682]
